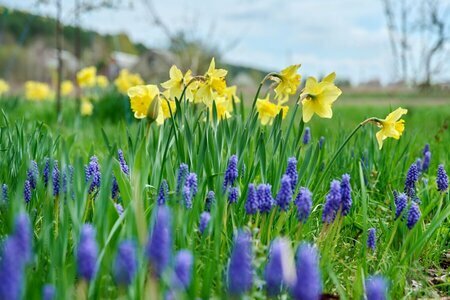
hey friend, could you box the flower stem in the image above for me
[313,118,375,194]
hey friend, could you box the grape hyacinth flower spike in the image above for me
[146,206,172,277]
[404,163,419,197]
[407,202,421,229]
[290,243,321,300]
[322,180,342,223]
[114,240,137,286]
[365,275,388,300]
[367,228,376,251]
[223,154,238,192]
[76,224,98,281]
[284,157,298,192]
[172,250,193,290]
[245,184,258,215]
[302,127,311,145]
[157,179,169,206]
[340,174,352,216]
[117,149,129,175]
[227,230,253,296]
[294,187,312,222]
[199,211,211,234]
[276,175,292,211]
[436,164,448,192]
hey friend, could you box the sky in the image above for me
[1,0,393,84]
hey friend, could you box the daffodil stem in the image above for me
[313,120,368,194]
[250,72,276,112]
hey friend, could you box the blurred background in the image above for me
[0,0,450,105]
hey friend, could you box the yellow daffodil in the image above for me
[375,107,407,149]
[161,65,196,101]
[222,85,240,111]
[256,94,289,126]
[80,99,93,116]
[274,64,301,103]
[77,66,97,88]
[25,81,51,101]
[114,69,144,94]
[96,75,109,88]
[300,72,342,123]
[196,58,227,105]
[61,80,74,96]
[161,99,177,119]
[207,98,232,121]
[127,85,164,125]
[0,79,10,96]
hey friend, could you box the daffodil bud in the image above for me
[147,96,161,123]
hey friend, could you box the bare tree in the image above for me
[380,0,450,86]
[420,0,450,86]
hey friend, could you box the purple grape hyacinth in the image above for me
[176,163,189,195]
[228,186,239,204]
[302,127,311,145]
[395,193,407,219]
[43,158,50,187]
[85,156,101,194]
[422,151,431,172]
[62,165,74,197]
[172,250,193,290]
[407,202,421,229]
[367,228,376,251]
[146,206,172,277]
[365,275,388,300]
[205,190,215,212]
[111,176,119,199]
[27,160,39,189]
[114,240,137,286]
[1,183,8,202]
[404,163,419,197]
[183,186,193,209]
[415,158,422,173]
[245,184,258,215]
[436,164,448,192]
[223,154,238,192]
[340,174,352,216]
[76,224,98,281]
[199,211,211,234]
[284,157,298,192]
[14,213,32,264]
[227,230,253,295]
[322,180,342,223]
[257,184,274,213]
[24,180,32,203]
[42,284,55,300]
[319,136,325,149]
[276,175,292,211]
[114,203,124,216]
[185,172,198,197]
[117,149,129,175]
[265,238,290,296]
[422,143,430,155]
[0,236,25,300]
[157,179,169,205]
[52,161,60,197]
[294,187,312,222]
[290,243,321,300]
